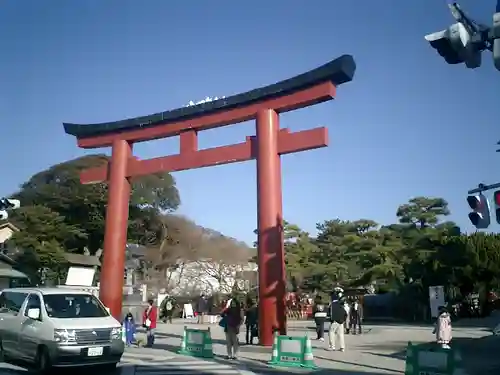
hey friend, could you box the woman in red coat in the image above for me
[143,299,157,347]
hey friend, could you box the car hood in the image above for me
[50,316,121,330]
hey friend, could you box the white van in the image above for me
[0,287,124,373]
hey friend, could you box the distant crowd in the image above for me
[156,293,258,359]
[121,286,453,355]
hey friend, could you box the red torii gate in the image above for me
[63,55,356,346]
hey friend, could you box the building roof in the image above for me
[0,222,20,233]
[64,253,101,267]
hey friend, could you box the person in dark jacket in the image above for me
[207,294,217,324]
[222,298,243,359]
[197,294,208,324]
[349,298,363,334]
[313,295,328,341]
[328,299,347,351]
[244,300,258,345]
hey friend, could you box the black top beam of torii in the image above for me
[63,55,356,139]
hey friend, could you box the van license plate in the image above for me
[87,347,103,357]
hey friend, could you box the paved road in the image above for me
[0,319,497,374]
[121,351,246,374]
[118,319,499,375]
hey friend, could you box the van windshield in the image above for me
[43,294,109,318]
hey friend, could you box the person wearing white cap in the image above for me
[328,297,347,352]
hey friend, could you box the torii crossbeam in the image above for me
[63,55,356,346]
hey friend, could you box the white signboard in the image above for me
[183,303,194,318]
[429,285,445,318]
[65,266,95,287]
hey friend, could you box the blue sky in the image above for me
[1,0,499,245]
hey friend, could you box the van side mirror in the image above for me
[27,308,40,320]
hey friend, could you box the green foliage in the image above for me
[279,196,500,314]
[9,154,180,253]
[250,196,499,311]
[396,197,449,228]
[5,151,500,314]
[8,205,85,283]
[3,154,181,281]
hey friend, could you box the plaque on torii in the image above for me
[63,55,356,346]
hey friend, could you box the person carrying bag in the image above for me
[142,299,157,347]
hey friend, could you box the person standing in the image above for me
[313,295,327,341]
[207,294,218,324]
[143,299,157,347]
[343,299,351,334]
[244,300,258,345]
[197,294,208,324]
[222,299,243,359]
[328,299,347,352]
[349,298,363,334]
[122,312,136,346]
[434,306,452,349]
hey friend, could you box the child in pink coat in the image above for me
[433,306,452,349]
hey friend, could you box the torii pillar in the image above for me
[63,55,356,346]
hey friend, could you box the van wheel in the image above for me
[35,346,51,374]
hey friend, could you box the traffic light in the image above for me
[425,2,500,70]
[493,190,500,224]
[467,194,491,229]
[425,23,481,69]
[493,11,500,71]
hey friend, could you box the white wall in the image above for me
[167,260,257,296]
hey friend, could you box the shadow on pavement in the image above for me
[313,354,402,374]
[361,335,500,375]
[150,338,400,374]
[152,352,403,375]
[215,355,402,374]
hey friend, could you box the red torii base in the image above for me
[63,55,355,346]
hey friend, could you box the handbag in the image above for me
[218,316,227,328]
[143,307,152,328]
